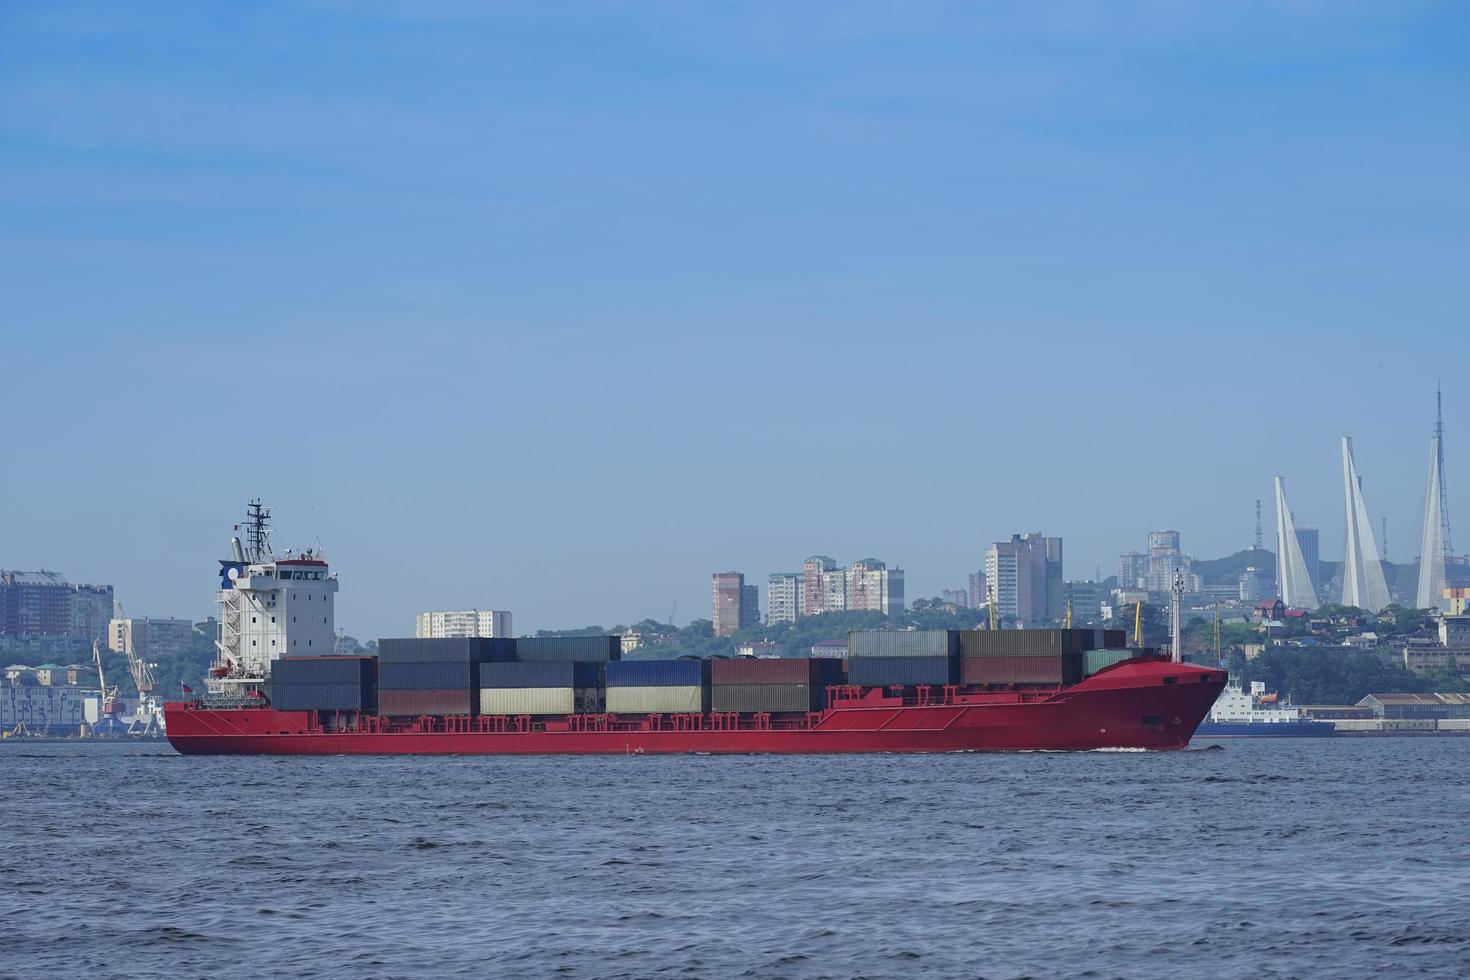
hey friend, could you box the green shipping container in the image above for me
[1083,648,1139,675]
[958,629,1103,659]
[711,683,820,713]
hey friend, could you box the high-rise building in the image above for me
[986,533,1062,625]
[712,572,756,636]
[1148,531,1182,561]
[1145,553,1200,594]
[1063,580,1103,624]
[68,584,114,643]
[742,585,760,629]
[967,570,987,609]
[1117,552,1147,590]
[1238,567,1263,603]
[822,571,848,613]
[845,559,904,616]
[766,573,801,625]
[108,617,194,659]
[1,571,72,636]
[415,610,513,639]
[801,556,838,617]
[941,588,968,608]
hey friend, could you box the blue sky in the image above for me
[2,1,1466,636]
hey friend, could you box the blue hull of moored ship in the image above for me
[1195,720,1336,737]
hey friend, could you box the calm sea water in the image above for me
[2,738,1468,979]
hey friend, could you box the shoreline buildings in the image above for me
[985,533,1062,626]
[415,609,513,639]
[712,572,760,636]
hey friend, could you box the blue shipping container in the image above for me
[378,661,477,690]
[270,682,376,712]
[376,638,514,664]
[847,655,956,687]
[271,656,375,687]
[479,661,603,689]
[514,636,621,662]
[606,659,707,687]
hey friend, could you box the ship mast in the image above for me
[1170,572,1184,664]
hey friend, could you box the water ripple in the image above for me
[1,739,1468,978]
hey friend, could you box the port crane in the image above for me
[109,603,164,736]
[92,640,120,720]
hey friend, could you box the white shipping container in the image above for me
[1437,719,1470,731]
[605,685,705,715]
[479,687,577,716]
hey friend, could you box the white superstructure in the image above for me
[1208,680,1307,725]
[210,501,337,693]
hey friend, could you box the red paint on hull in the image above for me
[165,660,1226,755]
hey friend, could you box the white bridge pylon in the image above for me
[1341,436,1391,613]
[1274,476,1319,611]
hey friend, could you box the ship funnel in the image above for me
[230,536,246,563]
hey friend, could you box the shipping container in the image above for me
[1083,648,1138,676]
[271,656,375,687]
[710,683,821,714]
[378,688,477,717]
[847,655,956,687]
[376,637,514,664]
[479,661,603,689]
[478,687,601,716]
[270,682,376,712]
[960,654,1082,686]
[847,631,958,659]
[513,636,621,662]
[957,629,1102,659]
[711,658,844,686]
[378,660,477,690]
[605,685,707,714]
[1103,629,1127,649]
[606,659,708,687]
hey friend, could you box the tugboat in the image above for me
[1194,678,1336,737]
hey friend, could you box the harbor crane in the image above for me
[92,641,120,719]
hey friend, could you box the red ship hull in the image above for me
[165,661,1226,755]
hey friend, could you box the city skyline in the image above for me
[2,4,1466,637]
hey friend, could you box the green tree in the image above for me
[1249,648,1433,705]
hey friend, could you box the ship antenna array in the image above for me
[244,499,274,563]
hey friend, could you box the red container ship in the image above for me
[164,658,1224,755]
[167,504,1225,755]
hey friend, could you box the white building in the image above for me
[766,573,801,625]
[845,559,905,616]
[415,609,513,639]
[108,617,194,659]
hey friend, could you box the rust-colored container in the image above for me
[711,658,842,686]
[378,688,477,717]
[960,655,1081,686]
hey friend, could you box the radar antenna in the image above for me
[244,499,274,563]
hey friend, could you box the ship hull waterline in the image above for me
[166,661,1226,756]
[1194,721,1337,738]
